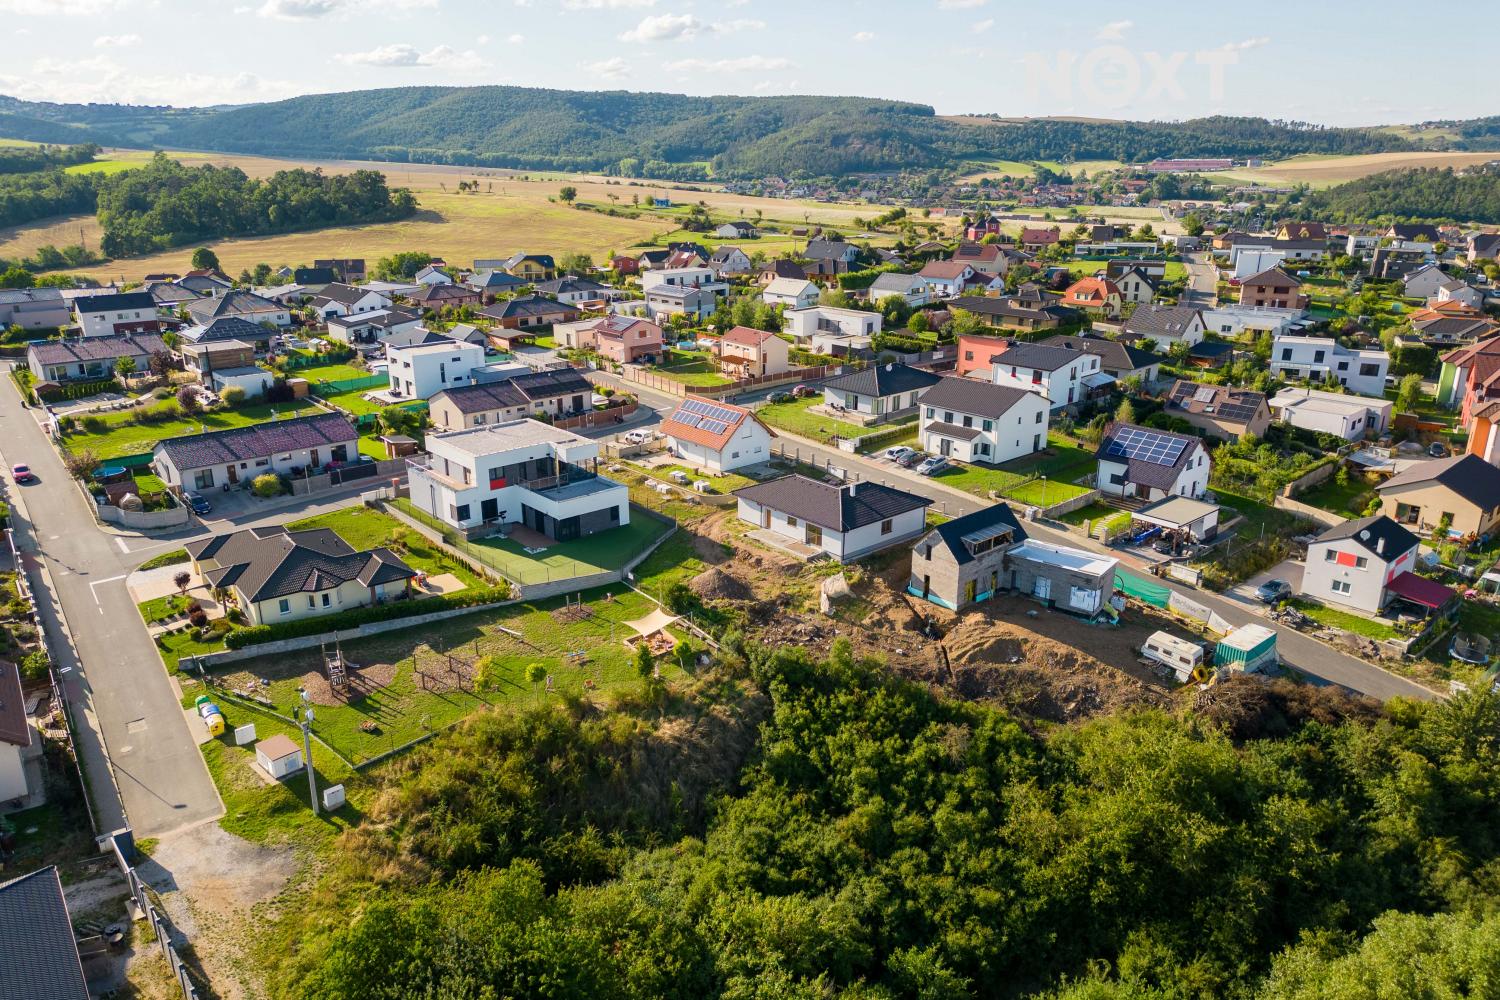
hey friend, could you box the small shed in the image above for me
[379,434,419,458]
[254,733,304,781]
[1215,624,1278,674]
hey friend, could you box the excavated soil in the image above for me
[690,567,754,602]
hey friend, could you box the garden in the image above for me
[755,395,869,444]
[928,430,1098,505]
[60,394,322,460]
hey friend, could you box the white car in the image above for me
[884,445,916,464]
[624,429,651,444]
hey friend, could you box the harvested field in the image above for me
[1216,150,1500,188]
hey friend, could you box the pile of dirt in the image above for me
[690,566,753,602]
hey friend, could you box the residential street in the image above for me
[1181,250,1219,307]
[595,370,1435,702]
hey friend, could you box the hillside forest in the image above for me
[260,637,1500,1000]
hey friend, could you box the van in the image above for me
[1141,630,1204,682]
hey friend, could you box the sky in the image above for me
[0,0,1484,126]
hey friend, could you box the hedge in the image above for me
[39,378,119,402]
[836,265,900,291]
[223,585,512,649]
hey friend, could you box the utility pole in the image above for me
[300,693,319,815]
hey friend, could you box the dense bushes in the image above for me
[222,585,511,649]
[263,638,1500,999]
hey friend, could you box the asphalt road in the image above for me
[595,370,1435,702]
[1181,251,1219,308]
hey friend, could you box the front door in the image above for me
[480,498,499,521]
[227,464,238,484]
[310,449,320,468]
[939,437,952,457]
[805,523,822,547]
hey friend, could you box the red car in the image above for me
[10,463,34,484]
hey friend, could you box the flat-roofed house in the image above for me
[1270,386,1393,440]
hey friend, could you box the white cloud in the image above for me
[334,43,488,70]
[584,56,631,81]
[852,31,874,42]
[563,0,655,7]
[0,0,127,13]
[662,55,791,73]
[0,56,307,107]
[93,33,140,48]
[256,0,435,18]
[506,33,524,43]
[937,0,987,8]
[1096,19,1131,40]
[973,17,993,31]
[620,13,701,42]
[1222,36,1270,50]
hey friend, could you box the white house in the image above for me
[642,265,725,294]
[919,377,1050,464]
[534,277,616,305]
[1111,265,1159,305]
[151,412,360,493]
[1270,387,1393,440]
[987,341,1102,410]
[783,305,882,344]
[1122,304,1206,350]
[660,396,776,474]
[1096,423,1210,502]
[386,338,485,400]
[408,419,630,539]
[1434,280,1484,310]
[734,475,930,563]
[1402,263,1450,300]
[309,283,392,319]
[1271,336,1389,396]
[866,272,930,308]
[415,264,452,286]
[209,366,274,400]
[1200,305,1301,339]
[763,277,819,310]
[639,285,717,322]
[1301,515,1422,614]
[713,221,756,239]
[255,734,305,781]
[822,362,941,421]
[916,261,974,298]
[709,246,752,276]
[72,291,161,337]
[325,307,424,347]
[1232,249,1289,281]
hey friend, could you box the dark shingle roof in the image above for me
[1040,334,1161,373]
[0,659,26,749]
[919,376,1036,418]
[1125,304,1203,339]
[154,412,356,471]
[186,290,281,322]
[992,341,1085,372]
[481,294,579,321]
[1380,454,1500,510]
[28,333,165,366]
[735,474,929,531]
[925,503,1028,566]
[1315,514,1419,560]
[822,362,941,398]
[313,282,379,307]
[1096,422,1203,491]
[803,239,857,261]
[74,290,155,314]
[534,277,608,296]
[187,525,413,603]
[0,866,89,1000]
[437,368,591,413]
[181,316,274,344]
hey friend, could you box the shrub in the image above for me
[80,414,107,434]
[19,649,49,680]
[187,606,208,629]
[220,385,247,406]
[62,448,100,481]
[251,473,281,498]
[176,385,201,413]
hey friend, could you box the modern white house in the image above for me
[762,277,820,310]
[72,291,162,337]
[1096,423,1210,502]
[1270,387,1394,440]
[783,305,882,344]
[639,285,717,322]
[408,419,630,540]
[309,283,393,319]
[919,377,1050,464]
[1200,305,1301,339]
[987,341,1103,410]
[642,265,725,294]
[1271,336,1389,396]
[734,475,930,563]
[709,246,752,275]
[386,339,485,400]
[821,363,941,421]
[660,396,776,474]
[1301,515,1425,614]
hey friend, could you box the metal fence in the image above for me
[109,831,203,1000]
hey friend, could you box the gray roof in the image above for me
[180,316,274,344]
[435,367,592,414]
[187,525,413,603]
[73,290,155,314]
[1379,453,1500,510]
[923,421,981,440]
[868,272,922,295]
[925,503,1028,566]
[467,270,527,290]
[947,295,1077,323]
[803,239,857,261]
[482,294,580,320]
[0,659,26,749]
[313,282,379,307]
[0,867,89,1000]
[1315,514,1419,560]
[28,332,165,366]
[734,474,929,531]
[991,341,1085,372]
[186,290,281,322]
[919,376,1037,418]
[1039,334,1161,373]
[1124,304,1203,339]
[534,277,608,296]
[822,362,941,399]
[0,287,62,305]
[154,412,357,471]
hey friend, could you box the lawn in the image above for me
[470,515,671,586]
[356,435,388,460]
[1291,598,1402,641]
[63,398,322,459]
[652,351,733,388]
[637,462,756,494]
[316,387,385,416]
[287,505,486,588]
[631,528,726,597]
[756,396,867,444]
[1296,473,1379,519]
[1054,501,1117,527]
[288,361,371,384]
[927,432,1098,505]
[208,587,686,765]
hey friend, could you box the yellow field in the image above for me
[0,148,907,280]
[1215,150,1500,188]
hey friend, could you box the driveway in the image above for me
[0,373,222,837]
[1230,559,1306,605]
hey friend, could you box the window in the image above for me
[1325,549,1337,562]
[731,451,739,459]
[194,469,215,489]
[944,411,955,423]
[962,415,973,428]
[976,442,990,456]
[321,593,331,607]
[982,419,993,432]
[1331,580,1352,595]
[255,458,269,467]
[1036,410,1043,423]
[926,407,935,419]
[786,515,798,527]
[964,351,973,361]
[1355,556,1368,569]
[475,414,486,425]
[1359,363,1380,377]
[1280,348,1292,361]
[610,506,620,522]
[881,518,893,535]
[278,598,290,614]
[307,595,316,609]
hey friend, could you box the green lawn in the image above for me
[652,352,732,388]
[63,398,322,459]
[287,505,485,588]
[639,462,755,494]
[207,587,686,765]
[1054,501,1117,527]
[757,396,867,444]
[317,387,385,416]
[1292,598,1402,641]
[137,548,189,570]
[1296,473,1379,519]
[292,361,372,384]
[356,435,387,461]
[470,515,670,585]
[631,528,726,597]
[927,432,1098,505]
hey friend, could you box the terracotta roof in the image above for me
[661,396,773,451]
[1060,277,1120,306]
[721,325,779,347]
[919,260,973,280]
[1241,267,1301,289]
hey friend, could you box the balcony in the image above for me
[522,461,598,494]
[406,454,469,490]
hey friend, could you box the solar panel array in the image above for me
[1105,426,1188,467]
[672,398,741,437]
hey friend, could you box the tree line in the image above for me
[1295,164,1500,224]
[0,142,98,175]
[258,636,1500,999]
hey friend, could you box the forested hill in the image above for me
[0,86,1459,180]
[1297,164,1500,224]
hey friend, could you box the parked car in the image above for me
[884,445,916,464]
[184,491,212,515]
[1428,441,1448,458]
[897,450,924,468]
[10,463,33,484]
[915,455,949,477]
[624,430,651,445]
[1255,579,1292,604]
[768,390,792,403]
[791,384,816,398]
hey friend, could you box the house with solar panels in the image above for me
[661,397,776,474]
[1095,423,1210,502]
[1165,379,1271,440]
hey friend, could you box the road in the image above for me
[594,370,1434,702]
[1180,250,1219,308]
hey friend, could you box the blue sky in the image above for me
[0,0,1482,126]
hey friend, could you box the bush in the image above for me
[221,385,246,406]
[222,586,512,649]
[19,649,49,681]
[251,473,281,498]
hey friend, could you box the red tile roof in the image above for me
[721,325,778,347]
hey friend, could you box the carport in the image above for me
[1134,496,1221,542]
[1385,571,1458,620]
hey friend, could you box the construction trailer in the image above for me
[1215,624,1279,674]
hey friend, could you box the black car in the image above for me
[184,491,212,515]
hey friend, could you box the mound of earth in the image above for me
[690,567,754,602]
